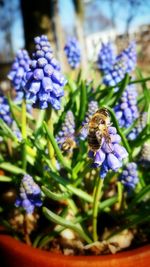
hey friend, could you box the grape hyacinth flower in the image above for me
[25,35,67,109]
[80,100,98,140]
[128,112,147,140]
[89,127,128,178]
[103,42,136,90]
[119,162,139,190]
[117,41,136,73]
[114,85,139,128]
[103,56,127,89]
[56,111,76,152]
[15,174,42,214]
[64,37,81,69]
[8,50,31,92]
[97,42,116,72]
[0,92,12,125]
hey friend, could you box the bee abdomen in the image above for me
[87,134,100,150]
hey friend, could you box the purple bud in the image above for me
[95,149,106,165]
[33,69,44,80]
[42,77,53,91]
[107,153,122,170]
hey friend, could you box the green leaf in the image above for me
[0,162,25,174]
[42,186,70,201]
[129,185,150,208]
[43,121,71,171]
[129,76,150,85]
[47,171,118,210]
[43,207,92,244]
[47,171,93,203]
[7,96,21,130]
[0,119,18,142]
[0,175,12,182]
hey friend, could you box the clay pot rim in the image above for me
[0,234,150,263]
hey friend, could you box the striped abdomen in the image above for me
[87,129,102,151]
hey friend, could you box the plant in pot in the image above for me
[0,36,150,267]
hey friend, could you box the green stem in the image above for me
[35,109,45,130]
[92,177,104,242]
[117,181,123,210]
[46,108,56,169]
[22,98,27,170]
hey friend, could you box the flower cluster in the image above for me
[25,35,67,109]
[119,162,139,190]
[64,38,81,69]
[103,42,136,89]
[103,57,127,88]
[0,92,12,125]
[117,41,136,73]
[80,100,98,140]
[15,174,42,214]
[56,111,76,152]
[89,127,128,178]
[128,112,147,140]
[114,85,139,128]
[97,42,116,72]
[8,50,30,92]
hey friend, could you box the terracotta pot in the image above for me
[0,235,150,267]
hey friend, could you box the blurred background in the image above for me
[0,0,150,81]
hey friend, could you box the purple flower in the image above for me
[0,92,12,125]
[103,56,127,89]
[119,162,139,190]
[114,85,139,128]
[90,126,128,178]
[117,41,136,73]
[8,50,31,92]
[25,35,67,109]
[80,100,98,140]
[97,42,116,72]
[103,42,136,91]
[64,37,81,69]
[128,112,147,140]
[15,174,42,214]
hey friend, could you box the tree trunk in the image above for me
[20,0,55,53]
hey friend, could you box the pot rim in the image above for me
[0,234,150,264]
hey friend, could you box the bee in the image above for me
[61,136,76,152]
[87,108,111,154]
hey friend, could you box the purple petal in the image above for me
[33,69,44,80]
[94,149,105,165]
[113,144,128,160]
[102,141,113,153]
[29,81,41,94]
[42,77,53,91]
[107,153,122,171]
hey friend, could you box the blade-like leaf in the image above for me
[42,186,69,201]
[43,121,71,171]
[43,207,92,244]
[0,162,25,174]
